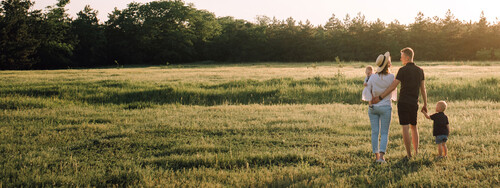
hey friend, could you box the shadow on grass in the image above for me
[331,156,434,187]
[142,126,338,138]
[3,76,499,107]
[87,87,283,106]
[153,146,230,157]
[141,153,325,171]
[111,76,499,105]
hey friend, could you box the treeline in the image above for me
[1,0,500,70]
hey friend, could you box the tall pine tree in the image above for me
[33,0,78,69]
[0,0,39,70]
[72,5,106,67]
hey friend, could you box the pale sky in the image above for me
[32,0,500,25]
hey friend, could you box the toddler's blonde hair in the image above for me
[437,101,447,112]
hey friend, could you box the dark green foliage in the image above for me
[206,16,266,62]
[71,5,107,67]
[31,0,78,69]
[105,0,220,65]
[0,0,39,69]
[3,0,500,69]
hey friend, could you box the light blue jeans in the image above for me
[368,105,392,153]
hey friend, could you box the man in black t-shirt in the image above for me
[371,47,428,158]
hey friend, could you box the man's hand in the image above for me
[421,105,428,113]
[421,107,431,119]
[371,79,400,105]
[371,96,381,104]
[363,83,367,86]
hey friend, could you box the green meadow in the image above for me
[1,62,499,187]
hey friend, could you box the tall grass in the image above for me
[0,63,499,187]
[1,74,499,107]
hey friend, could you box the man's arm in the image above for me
[371,79,400,104]
[420,80,428,113]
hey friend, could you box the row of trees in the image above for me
[1,0,500,69]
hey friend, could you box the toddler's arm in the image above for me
[421,110,431,119]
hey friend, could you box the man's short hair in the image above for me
[400,47,414,60]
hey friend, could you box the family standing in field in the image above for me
[362,47,450,163]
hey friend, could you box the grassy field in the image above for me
[1,62,499,187]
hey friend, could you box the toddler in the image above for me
[422,101,450,158]
[362,66,374,104]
